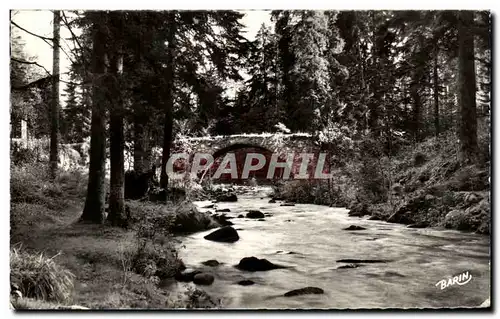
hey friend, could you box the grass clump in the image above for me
[10,246,75,303]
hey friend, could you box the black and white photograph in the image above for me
[8,7,492,311]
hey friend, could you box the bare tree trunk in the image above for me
[433,48,440,136]
[49,11,60,179]
[108,12,126,226]
[81,13,108,223]
[160,13,176,189]
[457,10,478,163]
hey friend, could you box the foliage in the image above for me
[10,246,75,302]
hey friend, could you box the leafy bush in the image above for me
[10,246,75,302]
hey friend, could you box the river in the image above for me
[168,186,490,309]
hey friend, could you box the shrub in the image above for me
[125,206,185,280]
[10,246,75,302]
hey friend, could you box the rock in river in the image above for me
[202,259,220,267]
[175,270,202,282]
[193,273,215,285]
[268,199,277,203]
[237,280,255,286]
[212,214,234,226]
[216,208,231,213]
[216,193,238,202]
[246,210,265,219]
[204,226,239,243]
[284,287,324,297]
[343,225,366,231]
[236,257,286,272]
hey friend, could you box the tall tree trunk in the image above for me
[108,12,126,226]
[457,10,478,163]
[81,14,108,223]
[410,81,421,143]
[49,11,60,179]
[160,13,176,189]
[433,48,440,136]
[108,57,125,226]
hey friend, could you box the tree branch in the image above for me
[61,11,84,53]
[11,57,52,76]
[11,57,86,88]
[11,20,54,44]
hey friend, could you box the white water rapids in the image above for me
[165,187,490,309]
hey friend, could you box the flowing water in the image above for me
[168,187,490,309]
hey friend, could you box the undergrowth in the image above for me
[10,245,75,303]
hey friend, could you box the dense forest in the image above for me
[10,10,491,310]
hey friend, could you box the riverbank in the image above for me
[273,131,490,235]
[10,164,222,309]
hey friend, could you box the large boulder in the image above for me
[171,202,219,233]
[284,287,324,297]
[204,226,239,243]
[216,193,238,202]
[236,257,286,272]
[193,273,215,285]
[444,209,470,230]
[444,202,490,234]
[246,210,265,219]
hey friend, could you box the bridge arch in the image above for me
[206,143,289,184]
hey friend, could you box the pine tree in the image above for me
[81,12,108,224]
[457,10,478,163]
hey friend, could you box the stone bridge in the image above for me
[169,133,330,183]
[174,133,318,157]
